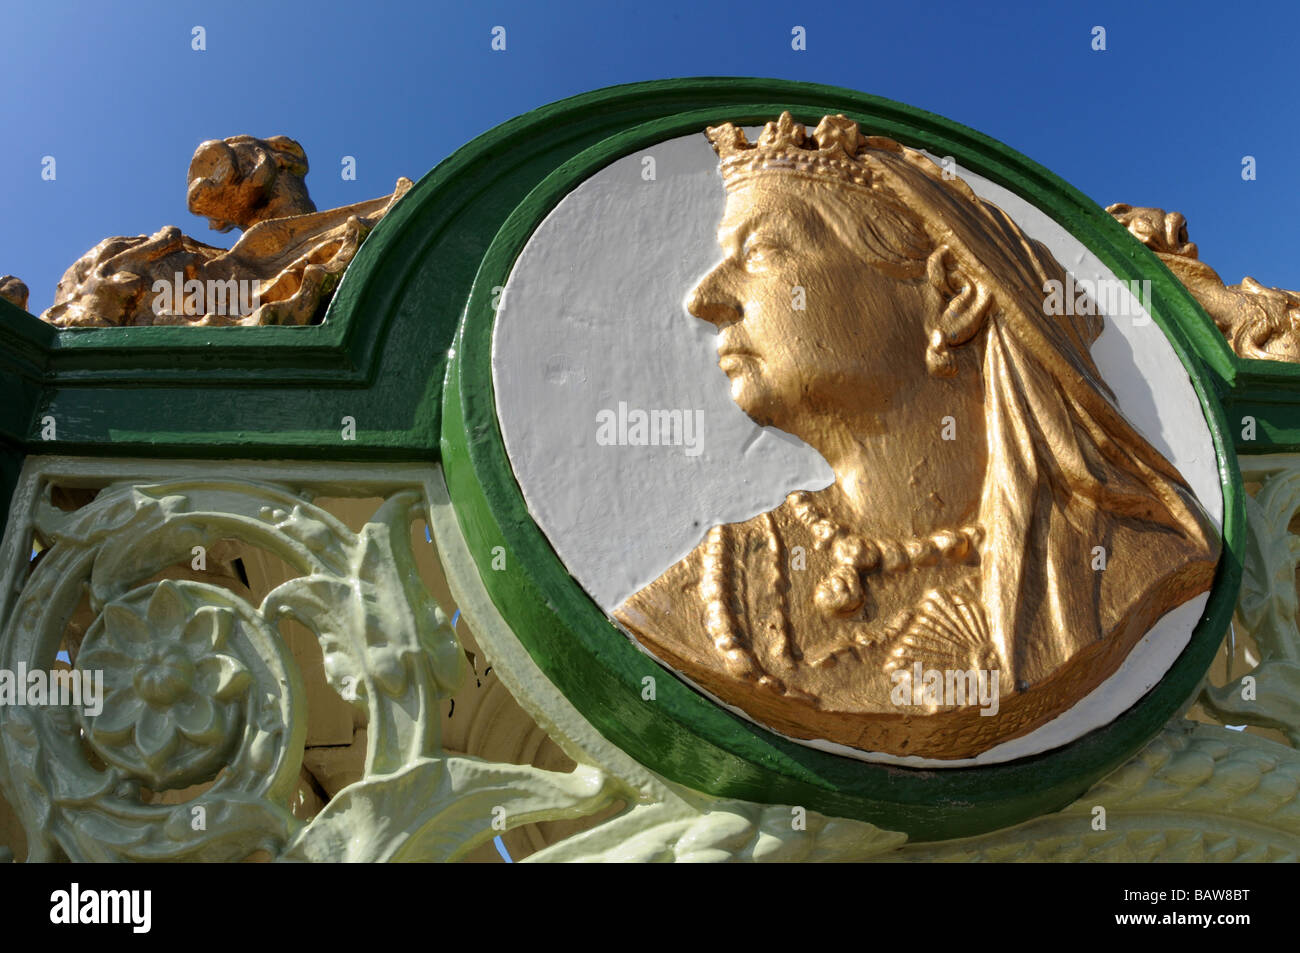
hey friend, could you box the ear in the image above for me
[265,136,310,176]
[924,244,993,376]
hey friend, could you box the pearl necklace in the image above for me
[700,513,793,689]
[787,491,983,617]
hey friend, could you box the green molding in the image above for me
[0,77,1297,460]
[1221,360,1300,452]
[438,80,1246,841]
[0,76,1292,855]
[0,301,48,446]
[0,442,22,540]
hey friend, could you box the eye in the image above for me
[742,236,780,269]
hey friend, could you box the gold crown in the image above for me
[704,112,1017,270]
[706,111,903,192]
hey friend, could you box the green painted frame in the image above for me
[437,82,1246,840]
[0,79,1293,465]
[0,76,1287,840]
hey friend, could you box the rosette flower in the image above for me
[76,580,253,789]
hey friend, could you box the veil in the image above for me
[935,190,1221,685]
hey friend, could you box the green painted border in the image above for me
[0,75,1278,839]
[439,80,1245,841]
[0,76,1294,461]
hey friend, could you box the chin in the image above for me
[728,380,783,430]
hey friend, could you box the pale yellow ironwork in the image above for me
[0,458,1294,861]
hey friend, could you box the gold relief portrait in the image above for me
[612,113,1220,760]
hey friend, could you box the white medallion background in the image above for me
[492,129,1223,767]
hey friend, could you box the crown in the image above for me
[705,111,901,192]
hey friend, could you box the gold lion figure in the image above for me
[37,135,410,328]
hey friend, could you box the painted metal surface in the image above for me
[0,78,1295,859]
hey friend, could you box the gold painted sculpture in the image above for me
[0,276,27,312]
[1108,203,1300,362]
[37,135,410,327]
[614,114,1220,760]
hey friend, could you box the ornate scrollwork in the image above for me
[78,581,267,790]
[1,481,316,860]
[1200,468,1300,743]
[4,460,1298,862]
[0,470,622,862]
[427,463,1300,863]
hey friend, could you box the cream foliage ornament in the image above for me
[0,472,621,862]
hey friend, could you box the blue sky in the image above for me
[3,0,1298,314]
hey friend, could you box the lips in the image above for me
[717,347,758,377]
[717,346,755,371]
[717,334,758,359]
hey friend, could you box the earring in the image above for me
[926,328,958,377]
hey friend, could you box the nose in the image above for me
[188,139,237,184]
[687,263,743,328]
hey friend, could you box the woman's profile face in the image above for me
[686,176,932,434]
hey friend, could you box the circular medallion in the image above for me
[437,81,1241,840]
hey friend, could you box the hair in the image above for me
[799,177,931,280]
[792,162,1110,389]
